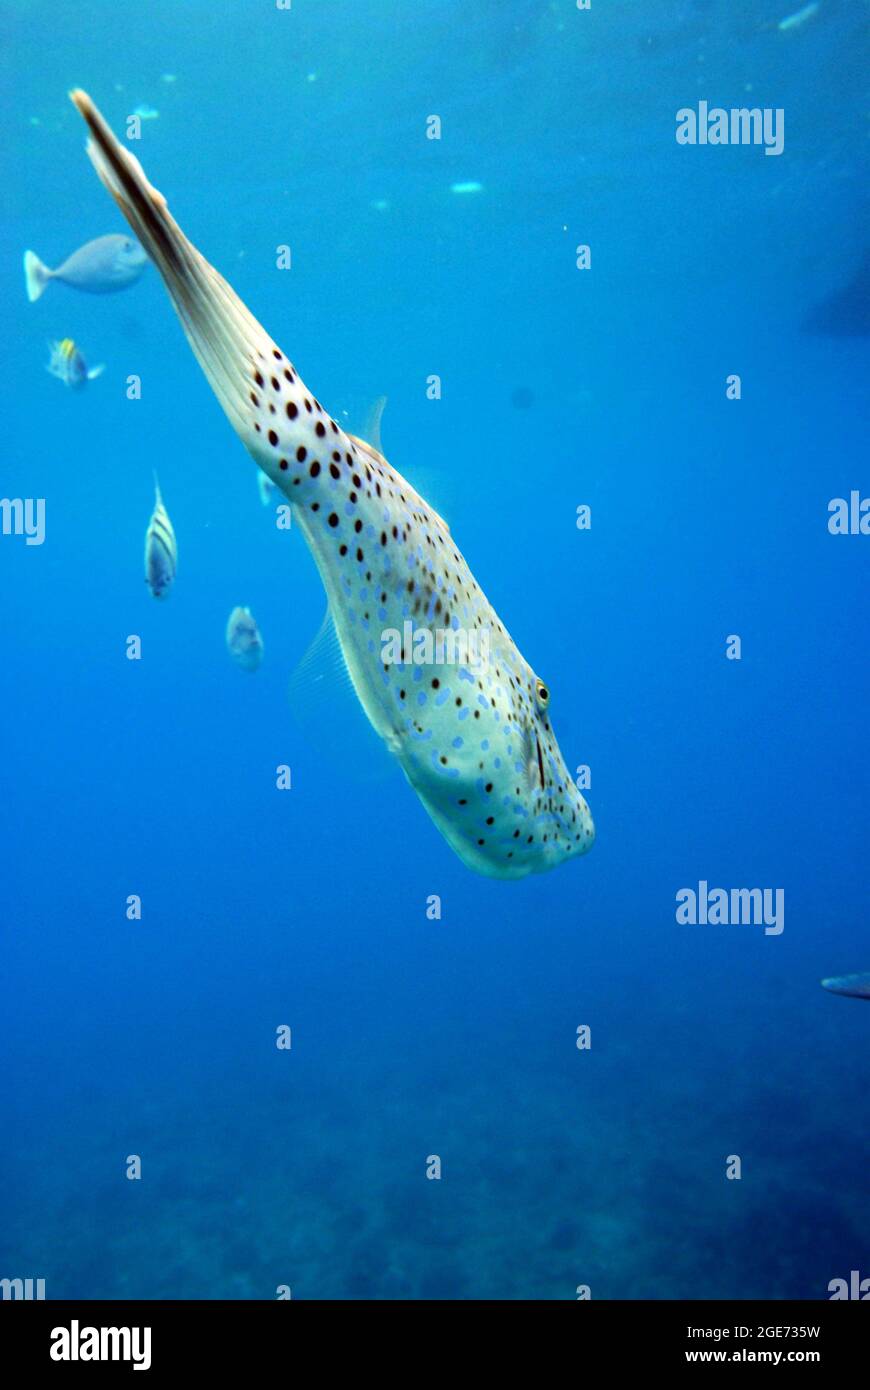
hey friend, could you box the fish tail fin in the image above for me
[69,89,274,445]
[24,250,51,302]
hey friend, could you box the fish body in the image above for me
[821,973,870,1000]
[226,606,264,672]
[71,90,595,878]
[145,477,177,599]
[24,233,147,301]
[46,337,104,389]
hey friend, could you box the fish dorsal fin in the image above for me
[361,394,387,453]
[345,432,451,535]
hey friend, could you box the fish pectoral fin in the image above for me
[288,604,396,786]
[361,394,387,453]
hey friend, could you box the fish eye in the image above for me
[535,679,550,708]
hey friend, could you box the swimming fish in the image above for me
[46,338,104,389]
[777,3,819,33]
[226,606,264,672]
[145,476,177,599]
[821,973,870,1000]
[24,233,147,301]
[70,89,595,878]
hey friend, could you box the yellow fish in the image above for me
[46,337,104,389]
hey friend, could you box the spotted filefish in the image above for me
[70,90,595,878]
[145,475,177,599]
[46,337,104,390]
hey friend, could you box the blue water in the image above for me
[2,0,868,1300]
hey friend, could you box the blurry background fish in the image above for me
[45,337,103,389]
[226,606,264,672]
[24,233,147,301]
[821,973,870,1000]
[144,476,177,599]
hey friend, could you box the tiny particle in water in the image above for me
[161,74,177,84]
[132,104,159,121]
[371,199,390,212]
[450,181,483,195]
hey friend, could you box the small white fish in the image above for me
[226,606,264,672]
[46,338,104,389]
[144,476,176,599]
[778,2,819,32]
[24,233,147,301]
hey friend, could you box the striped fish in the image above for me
[46,337,104,390]
[70,90,595,879]
[145,476,177,599]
